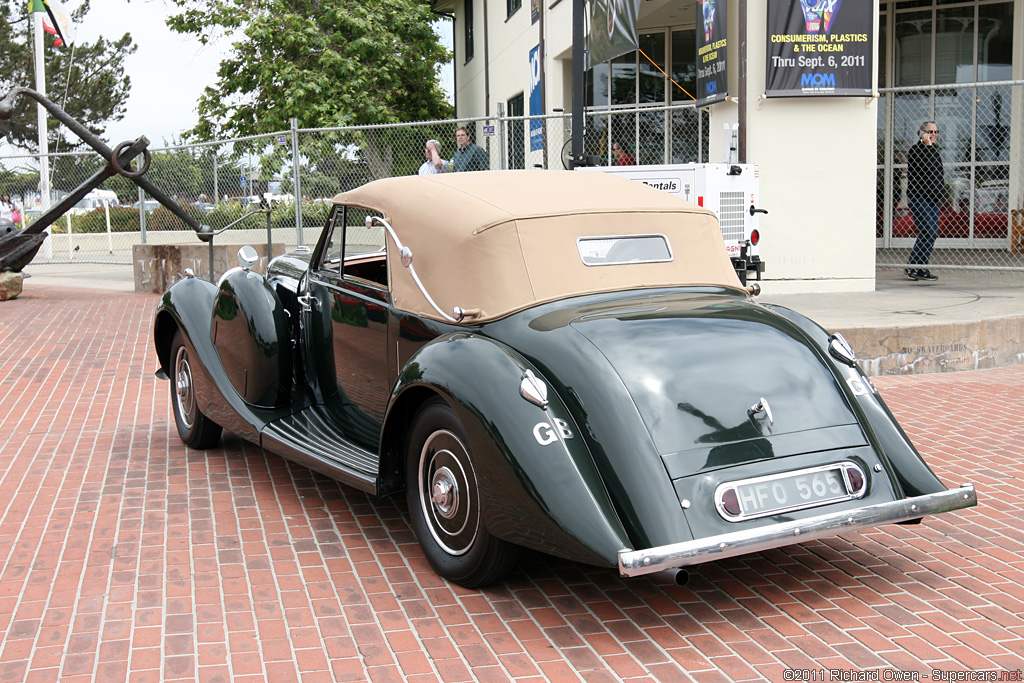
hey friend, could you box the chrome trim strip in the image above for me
[619,484,977,577]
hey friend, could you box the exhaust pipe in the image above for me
[657,568,690,586]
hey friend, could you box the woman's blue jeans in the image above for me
[908,198,939,267]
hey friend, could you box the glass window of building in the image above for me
[584,23,706,166]
[507,93,525,170]
[464,0,474,63]
[879,0,1014,247]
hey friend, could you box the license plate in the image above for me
[715,463,867,522]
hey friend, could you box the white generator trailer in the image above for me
[578,163,766,284]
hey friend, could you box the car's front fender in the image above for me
[153,276,260,442]
[153,276,218,376]
[384,332,635,568]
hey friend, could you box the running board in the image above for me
[262,408,379,494]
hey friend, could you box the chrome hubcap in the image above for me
[431,469,459,519]
[174,346,196,430]
[419,429,477,556]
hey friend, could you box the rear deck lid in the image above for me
[569,295,864,477]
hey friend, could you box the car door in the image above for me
[300,204,391,450]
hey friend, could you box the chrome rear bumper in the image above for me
[618,484,977,577]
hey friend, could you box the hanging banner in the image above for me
[696,0,728,106]
[765,0,873,97]
[528,45,544,152]
[586,0,642,69]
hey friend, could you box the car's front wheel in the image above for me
[170,329,222,449]
[406,398,520,588]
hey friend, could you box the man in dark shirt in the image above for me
[451,126,489,172]
[905,121,943,281]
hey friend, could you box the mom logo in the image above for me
[801,72,836,88]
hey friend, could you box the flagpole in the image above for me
[33,9,53,258]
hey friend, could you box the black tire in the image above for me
[170,329,222,449]
[405,398,520,588]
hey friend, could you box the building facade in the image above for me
[431,0,1021,293]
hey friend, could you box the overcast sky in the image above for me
[52,1,453,148]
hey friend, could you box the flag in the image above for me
[586,0,642,69]
[41,0,75,48]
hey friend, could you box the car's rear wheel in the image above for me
[406,398,519,587]
[170,329,222,449]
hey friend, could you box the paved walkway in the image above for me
[20,262,1024,329]
[0,285,1022,682]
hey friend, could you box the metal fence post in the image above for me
[698,109,704,164]
[496,103,506,171]
[881,94,894,249]
[138,185,147,244]
[213,150,219,205]
[291,117,303,246]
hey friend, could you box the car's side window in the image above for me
[316,206,388,287]
[340,207,387,287]
[317,207,344,272]
[340,207,385,259]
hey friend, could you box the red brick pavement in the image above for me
[1,285,1022,683]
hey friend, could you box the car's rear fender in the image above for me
[382,332,638,568]
[153,276,261,443]
[761,303,947,497]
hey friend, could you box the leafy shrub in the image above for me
[49,206,142,234]
[36,198,330,235]
[146,204,206,231]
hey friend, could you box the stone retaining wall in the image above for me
[133,243,284,294]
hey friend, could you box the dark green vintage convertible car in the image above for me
[152,171,977,588]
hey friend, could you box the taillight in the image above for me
[750,230,760,246]
[721,488,741,516]
[847,467,865,494]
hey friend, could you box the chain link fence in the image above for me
[877,80,1024,276]
[4,87,1019,272]
[1,103,710,267]
[18,87,1024,279]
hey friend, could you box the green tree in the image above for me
[281,153,374,198]
[0,0,136,152]
[49,152,104,193]
[0,169,39,205]
[166,0,453,177]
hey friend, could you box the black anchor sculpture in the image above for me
[0,87,215,273]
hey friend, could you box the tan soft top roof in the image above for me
[333,170,741,323]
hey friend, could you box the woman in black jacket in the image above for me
[905,121,943,281]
